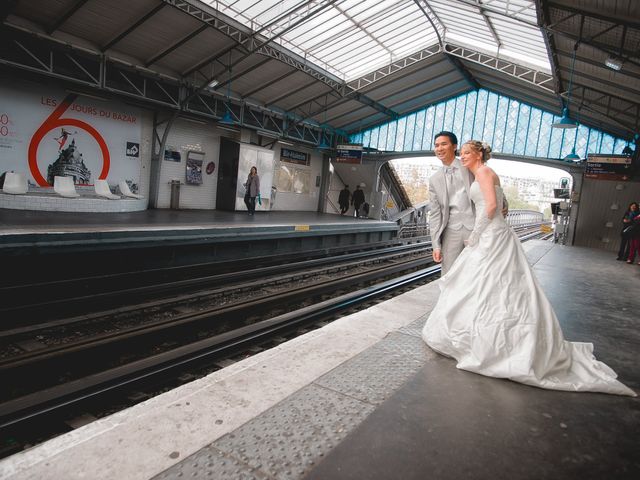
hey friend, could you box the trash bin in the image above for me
[169,179,181,209]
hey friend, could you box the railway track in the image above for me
[0,225,550,456]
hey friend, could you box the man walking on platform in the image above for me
[352,184,365,218]
[338,185,351,215]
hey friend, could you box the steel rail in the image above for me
[0,264,440,429]
[0,242,431,336]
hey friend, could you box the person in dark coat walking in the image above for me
[338,185,351,215]
[617,202,638,260]
[243,166,260,215]
[352,185,365,217]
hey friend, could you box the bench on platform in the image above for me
[119,180,144,199]
[53,176,80,198]
[2,172,28,195]
[95,179,121,200]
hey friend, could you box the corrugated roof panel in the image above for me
[62,0,161,48]
[158,29,236,74]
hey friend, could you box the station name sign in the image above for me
[585,154,632,180]
[280,148,309,166]
[335,144,363,164]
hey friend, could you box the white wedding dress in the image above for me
[422,182,635,396]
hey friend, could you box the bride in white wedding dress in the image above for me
[422,140,635,396]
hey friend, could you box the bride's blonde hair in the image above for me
[463,140,492,163]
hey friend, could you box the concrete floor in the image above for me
[306,243,640,480]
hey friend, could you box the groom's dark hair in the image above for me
[434,131,458,146]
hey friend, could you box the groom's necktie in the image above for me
[445,166,457,189]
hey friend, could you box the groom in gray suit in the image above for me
[428,131,477,274]
[429,131,508,273]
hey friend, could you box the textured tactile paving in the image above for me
[154,323,434,479]
[210,384,374,480]
[152,445,269,479]
[397,315,428,338]
[314,332,429,405]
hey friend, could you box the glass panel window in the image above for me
[423,107,435,150]
[484,92,499,147]
[403,115,414,151]
[461,91,477,142]
[514,103,530,156]
[452,95,466,141]
[525,108,542,157]
[473,90,488,141]
[601,134,615,154]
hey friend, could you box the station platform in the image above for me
[0,241,638,480]
[0,209,396,250]
[0,209,398,285]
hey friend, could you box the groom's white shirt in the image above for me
[428,157,475,252]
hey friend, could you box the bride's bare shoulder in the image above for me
[476,165,500,185]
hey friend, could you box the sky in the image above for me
[393,156,571,185]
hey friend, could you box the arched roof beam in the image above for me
[213,57,273,91]
[331,2,394,58]
[264,79,318,107]
[101,3,166,52]
[46,0,90,34]
[445,43,555,92]
[165,0,344,91]
[145,24,208,67]
[243,69,297,98]
[546,1,640,31]
[412,0,446,46]
[346,45,442,92]
[561,84,640,133]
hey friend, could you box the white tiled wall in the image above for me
[155,120,221,210]
[0,189,146,212]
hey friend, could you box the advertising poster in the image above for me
[0,83,141,187]
[186,151,204,185]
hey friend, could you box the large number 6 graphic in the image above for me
[28,94,110,186]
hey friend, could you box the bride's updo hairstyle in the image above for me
[464,140,492,163]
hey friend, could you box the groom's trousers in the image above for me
[441,226,472,274]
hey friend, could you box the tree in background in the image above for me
[401,166,429,204]
[503,185,540,211]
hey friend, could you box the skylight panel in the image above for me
[209,0,550,81]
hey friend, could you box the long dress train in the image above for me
[422,182,635,396]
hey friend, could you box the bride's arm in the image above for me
[476,167,497,219]
[464,167,497,247]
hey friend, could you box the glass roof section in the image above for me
[209,0,551,81]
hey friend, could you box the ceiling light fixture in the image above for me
[563,149,581,162]
[318,131,331,150]
[277,139,294,146]
[553,45,578,129]
[605,56,623,71]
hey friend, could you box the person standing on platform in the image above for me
[625,203,640,264]
[617,202,638,261]
[352,184,365,217]
[338,185,351,215]
[243,166,260,216]
[427,131,476,274]
[429,131,508,274]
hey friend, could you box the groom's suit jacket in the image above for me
[428,158,475,252]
